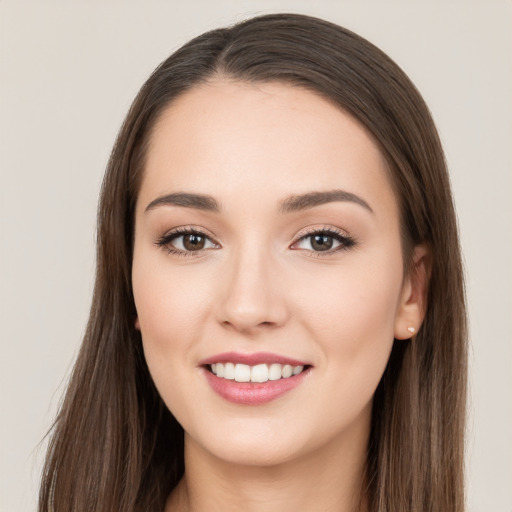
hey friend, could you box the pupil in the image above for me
[312,235,333,251]
[183,234,205,251]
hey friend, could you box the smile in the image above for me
[200,352,312,405]
[210,362,304,383]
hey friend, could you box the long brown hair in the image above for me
[39,13,467,512]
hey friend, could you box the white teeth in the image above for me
[224,362,235,380]
[234,363,251,382]
[210,362,306,383]
[293,365,303,375]
[282,364,293,378]
[268,363,282,381]
[251,364,268,383]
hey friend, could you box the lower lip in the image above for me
[202,367,310,405]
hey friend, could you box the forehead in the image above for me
[140,79,397,220]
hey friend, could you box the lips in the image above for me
[199,352,311,405]
[199,351,308,367]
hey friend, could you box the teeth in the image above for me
[210,363,304,383]
[292,365,303,375]
[224,362,235,380]
[251,364,268,383]
[268,363,282,381]
[234,363,251,382]
[282,364,293,378]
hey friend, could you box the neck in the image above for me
[166,407,370,512]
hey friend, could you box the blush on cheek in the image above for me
[134,267,190,335]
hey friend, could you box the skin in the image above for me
[132,79,428,512]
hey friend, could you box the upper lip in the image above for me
[198,351,310,367]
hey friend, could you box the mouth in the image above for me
[207,362,308,383]
[199,352,312,405]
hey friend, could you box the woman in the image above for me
[39,13,467,512]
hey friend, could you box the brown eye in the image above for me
[291,229,355,254]
[183,233,206,251]
[156,230,217,254]
[310,234,334,251]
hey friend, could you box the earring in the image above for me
[407,326,416,334]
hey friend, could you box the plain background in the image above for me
[1,1,510,511]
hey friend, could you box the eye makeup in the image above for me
[290,226,356,256]
[154,227,219,257]
[154,224,357,259]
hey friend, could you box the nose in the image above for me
[216,248,290,334]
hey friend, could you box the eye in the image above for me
[291,228,355,254]
[156,228,218,255]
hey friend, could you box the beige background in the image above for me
[1,1,511,510]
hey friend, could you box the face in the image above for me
[132,80,419,467]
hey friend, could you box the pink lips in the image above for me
[199,351,311,406]
[199,351,308,367]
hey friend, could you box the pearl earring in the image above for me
[407,326,416,334]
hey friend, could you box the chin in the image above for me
[183,408,367,469]
[192,430,308,467]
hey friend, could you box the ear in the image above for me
[394,244,431,340]
[134,317,141,331]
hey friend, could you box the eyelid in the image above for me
[294,224,347,238]
[160,225,218,240]
[290,225,356,255]
[154,224,356,258]
[291,225,349,244]
[154,226,221,257]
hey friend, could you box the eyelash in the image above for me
[291,227,356,257]
[155,227,218,258]
[155,226,356,258]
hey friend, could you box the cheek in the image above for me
[131,249,215,397]
[133,245,214,339]
[296,252,403,393]
[132,261,218,435]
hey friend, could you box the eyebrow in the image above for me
[144,189,373,214]
[145,192,220,213]
[279,190,373,214]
